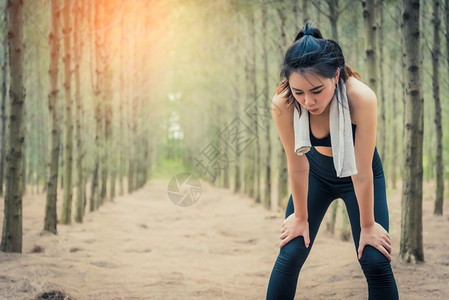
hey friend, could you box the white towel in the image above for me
[293,105,311,155]
[293,78,358,178]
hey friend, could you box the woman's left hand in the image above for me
[358,221,392,261]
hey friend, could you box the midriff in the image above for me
[315,146,333,157]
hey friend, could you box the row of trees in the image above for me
[1,0,171,252]
[0,0,446,265]
[183,0,446,264]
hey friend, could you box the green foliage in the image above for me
[153,157,185,180]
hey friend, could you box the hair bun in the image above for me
[294,21,323,42]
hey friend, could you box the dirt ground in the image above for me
[0,178,448,300]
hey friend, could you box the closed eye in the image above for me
[295,90,323,95]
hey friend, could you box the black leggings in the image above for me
[266,146,399,300]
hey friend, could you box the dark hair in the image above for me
[276,21,361,112]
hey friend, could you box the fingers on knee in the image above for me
[359,246,392,274]
[279,239,310,266]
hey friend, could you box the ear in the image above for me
[334,68,341,84]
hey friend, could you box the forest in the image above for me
[0,0,448,299]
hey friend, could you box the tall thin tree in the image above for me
[262,3,271,208]
[44,0,61,234]
[275,4,289,208]
[377,0,387,169]
[433,0,444,215]
[362,0,381,153]
[0,0,8,197]
[74,0,85,223]
[400,0,424,263]
[61,0,74,224]
[1,0,25,253]
[90,0,103,210]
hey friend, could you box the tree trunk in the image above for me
[276,6,289,209]
[44,0,61,234]
[90,0,103,210]
[118,14,125,196]
[377,0,387,173]
[35,43,46,196]
[390,65,398,189]
[129,26,139,193]
[1,0,25,253]
[400,0,424,263]
[243,56,250,196]
[21,126,26,195]
[245,11,256,200]
[327,0,339,41]
[261,3,271,209]
[293,2,299,32]
[100,0,113,202]
[253,9,261,205]
[74,0,85,223]
[0,0,8,197]
[61,0,74,225]
[302,0,310,23]
[362,0,379,93]
[232,13,242,195]
[432,0,444,215]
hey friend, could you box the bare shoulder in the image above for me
[271,89,308,172]
[271,89,294,115]
[345,76,377,124]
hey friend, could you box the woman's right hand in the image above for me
[279,214,310,249]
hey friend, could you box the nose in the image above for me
[304,93,315,107]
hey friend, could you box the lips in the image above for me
[310,108,319,113]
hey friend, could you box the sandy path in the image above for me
[0,179,448,299]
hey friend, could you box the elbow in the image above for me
[288,167,309,179]
[351,172,373,184]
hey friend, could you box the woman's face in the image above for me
[288,70,339,115]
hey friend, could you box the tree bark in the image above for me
[90,0,103,210]
[262,3,271,209]
[377,0,387,172]
[74,0,85,223]
[390,64,398,189]
[232,12,242,195]
[100,0,113,202]
[327,0,340,41]
[44,0,61,234]
[0,0,8,197]
[1,0,25,253]
[362,0,379,93]
[432,0,444,215]
[400,0,424,263]
[276,5,289,209]
[245,10,256,200]
[118,12,125,196]
[61,0,74,225]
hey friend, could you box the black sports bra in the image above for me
[308,112,357,147]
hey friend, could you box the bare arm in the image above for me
[349,84,377,228]
[271,93,309,221]
[348,79,392,260]
[288,170,309,220]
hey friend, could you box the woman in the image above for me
[267,22,399,300]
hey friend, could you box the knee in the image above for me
[358,245,392,276]
[275,237,310,272]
